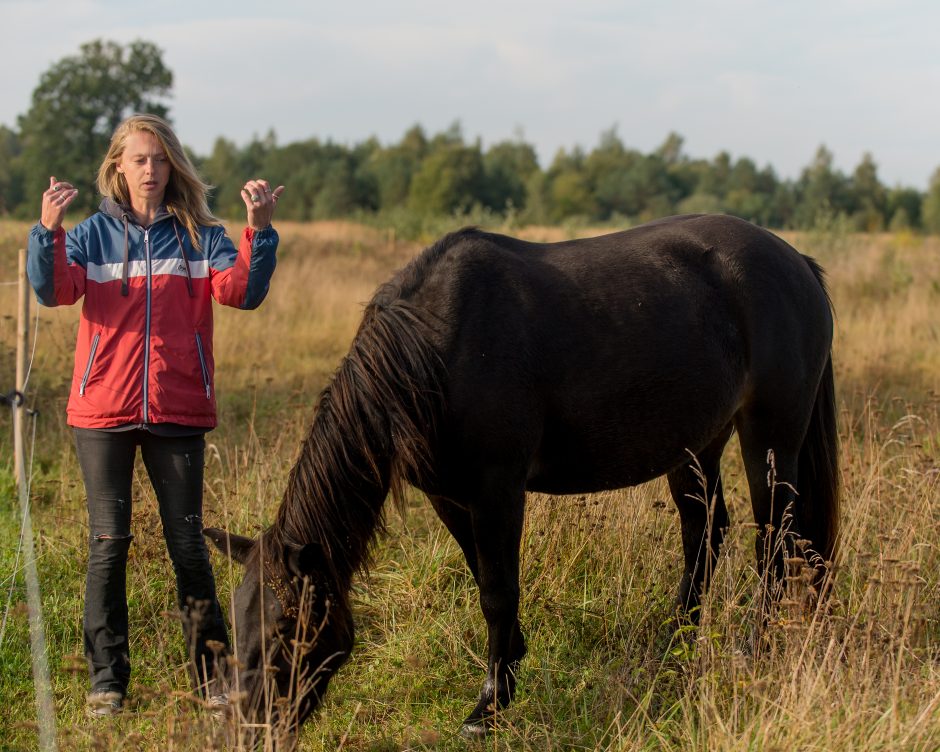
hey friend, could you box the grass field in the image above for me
[1,218,938,751]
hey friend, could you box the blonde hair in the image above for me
[97,114,219,251]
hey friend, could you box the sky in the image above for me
[2,0,939,189]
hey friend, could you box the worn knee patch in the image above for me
[88,533,133,567]
[93,533,133,541]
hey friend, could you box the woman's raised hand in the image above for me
[241,179,285,231]
[41,176,79,231]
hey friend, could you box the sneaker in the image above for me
[86,690,124,717]
[208,692,229,720]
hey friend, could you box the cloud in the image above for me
[3,0,940,187]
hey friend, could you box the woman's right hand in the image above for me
[41,176,79,231]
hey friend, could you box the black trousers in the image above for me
[73,428,229,696]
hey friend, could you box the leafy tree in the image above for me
[519,170,550,225]
[698,151,732,198]
[13,55,922,236]
[549,170,595,220]
[655,131,685,167]
[407,139,486,216]
[584,127,644,219]
[482,139,539,212]
[311,161,354,218]
[545,146,595,221]
[349,138,381,213]
[722,157,778,225]
[629,155,681,222]
[768,182,799,229]
[886,186,922,231]
[848,152,887,231]
[0,125,24,215]
[363,125,427,210]
[241,129,277,179]
[428,121,465,150]
[283,140,354,220]
[922,167,940,234]
[18,39,172,215]
[200,137,244,218]
[887,206,911,231]
[399,124,430,156]
[793,145,850,228]
[677,192,723,215]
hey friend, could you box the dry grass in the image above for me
[0,221,938,750]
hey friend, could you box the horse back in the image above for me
[386,215,832,495]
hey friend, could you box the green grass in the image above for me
[1,221,938,750]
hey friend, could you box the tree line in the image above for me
[3,39,940,234]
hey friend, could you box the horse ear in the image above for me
[285,541,325,577]
[204,527,255,565]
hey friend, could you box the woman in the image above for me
[27,113,284,717]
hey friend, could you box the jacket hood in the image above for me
[99,197,128,222]
[98,197,173,226]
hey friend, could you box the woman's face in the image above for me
[116,131,171,206]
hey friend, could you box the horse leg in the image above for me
[459,482,527,737]
[736,409,804,617]
[667,424,733,620]
[429,495,481,582]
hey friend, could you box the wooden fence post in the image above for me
[15,247,29,487]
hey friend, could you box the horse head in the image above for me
[203,527,354,736]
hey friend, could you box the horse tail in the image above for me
[797,258,840,585]
[798,355,839,566]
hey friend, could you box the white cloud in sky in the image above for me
[2,0,939,188]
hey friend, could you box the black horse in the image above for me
[206,214,838,740]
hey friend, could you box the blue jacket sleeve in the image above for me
[27,222,87,306]
[242,226,278,309]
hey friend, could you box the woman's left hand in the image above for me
[241,179,285,231]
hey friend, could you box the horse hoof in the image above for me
[460,720,490,739]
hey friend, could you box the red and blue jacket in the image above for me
[27,198,278,429]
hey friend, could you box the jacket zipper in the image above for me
[143,228,152,422]
[79,333,101,396]
[194,331,211,399]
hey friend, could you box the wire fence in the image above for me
[2,250,58,751]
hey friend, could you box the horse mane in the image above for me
[266,273,448,598]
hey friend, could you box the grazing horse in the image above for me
[205,214,839,739]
